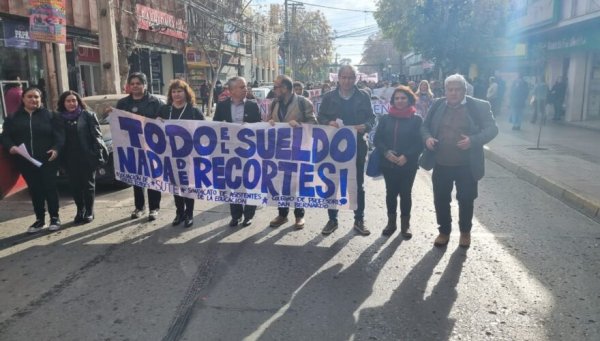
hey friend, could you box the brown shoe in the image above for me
[294,217,305,229]
[434,233,450,247]
[269,215,288,228]
[459,232,471,248]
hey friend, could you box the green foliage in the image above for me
[288,10,333,81]
[375,0,507,74]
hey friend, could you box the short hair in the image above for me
[166,79,196,105]
[277,75,293,91]
[293,81,304,89]
[444,73,467,90]
[390,85,417,106]
[128,72,148,85]
[57,90,88,112]
[338,65,357,79]
[227,76,246,89]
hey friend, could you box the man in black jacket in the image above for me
[213,76,262,227]
[318,65,376,236]
[116,72,164,222]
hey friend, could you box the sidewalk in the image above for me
[485,116,600,223]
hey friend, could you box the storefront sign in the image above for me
[28,0,67,44]
[136,4,188,40]
[78,46,100,63]
[2,20,39,49]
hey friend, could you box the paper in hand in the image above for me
[15,143,42,167]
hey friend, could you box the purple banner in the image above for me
[2,20,40,49]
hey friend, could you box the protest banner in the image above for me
[110,109,358,210]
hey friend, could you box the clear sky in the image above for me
[251,0,379,65]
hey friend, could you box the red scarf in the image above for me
[388,105,416,118]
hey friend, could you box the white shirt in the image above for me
[231,99,245,123]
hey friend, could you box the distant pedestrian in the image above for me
[374,85,423,238]
[293,81,310,98]
[486,76,499,116]
[213,76,262,228]
[415,80,434,119]
[199,80,209,112]
[116,72,164,221]
[508,73,529,130]
[2,87,64,233]
[158,79,204,228]
[550,76,567,121]
[420,74,498,248]
[318,65,376,236]
[530,78,549,124]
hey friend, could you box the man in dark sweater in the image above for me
[116,72,164,222]
[318,65,376,236]
[420,74,498,248]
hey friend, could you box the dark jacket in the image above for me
[420,96,498,181]
[158,103,204,121]
[60,110,103,168]
[213,98,261,123]
[2,106,64,164]
[318,86,376,160]
[116,92,162,119]
[374,113,423,170]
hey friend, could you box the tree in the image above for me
[359,32,402,75]
[375,0,507,77]
[288,10,333,82]
[115,0,140,91]
[187,0,253,115]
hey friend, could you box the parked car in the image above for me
[58,93,167,187]
[251,87,272,100]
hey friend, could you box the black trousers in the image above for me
[174,195,194,217]
[432,164,478,235]
[133,186,161,211]
[18,160,60,220]
[230,204,256,220]
[382,166,418,217]
[66,162,96,215]
[279,207,304,218]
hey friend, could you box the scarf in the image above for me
[61,106,82,120]
[388,105,416,118]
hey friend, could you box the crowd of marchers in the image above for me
[1,65,499,249]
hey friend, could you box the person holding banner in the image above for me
[2,87,64,233]
[374,86,423,239]
[157,79,204,228]
[318,65,376,236]
[268,75,317,230]
[116,72,164,221]
[213,76,262,227]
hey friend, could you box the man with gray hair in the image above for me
[420,73,498,248]
[318,64,376,236]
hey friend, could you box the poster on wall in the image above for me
[3,20,39,49]
[28,0,67,44]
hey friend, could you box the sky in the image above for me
[251,0,379,65]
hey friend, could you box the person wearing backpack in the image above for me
[420,74,498,248]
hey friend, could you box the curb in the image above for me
[484,148,600,223]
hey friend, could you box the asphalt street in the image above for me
[0,160,599,340]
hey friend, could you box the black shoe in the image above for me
[172,214,184,226]
[27,220,45,234]
[49,217,62,232]
[83,215,94,224]
[229,217,242,227]
[184,216,194,228]
[242,218,253,227]
[73,211,84,224]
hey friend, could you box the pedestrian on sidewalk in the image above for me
[530,77,549,124]
[550,76,567,121]
[486,76,499,116]
[508,73,529,130]
[420,74,498,248]
[158,79,204,228]
[116,72,164,222]
[374,85,423,239]
[213,76,262,228]
[318,65,376,236]
[57,91,104,225]
[2,87,64,233]
[267,75,317,230]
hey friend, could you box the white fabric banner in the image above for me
[109,109,358,210]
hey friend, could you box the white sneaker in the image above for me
[27,220,45,234]
[148,210,159,221]
[131,209,144,219]
[48,217,62,231]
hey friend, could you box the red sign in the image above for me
[78,46,100,63]
[136,4,188,40]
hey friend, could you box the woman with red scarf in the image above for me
[374,85,423,238]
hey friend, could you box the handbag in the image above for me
[366,147,382,177]
[418,148,435,171]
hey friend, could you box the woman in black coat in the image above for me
[57,90,103,224]
[2,87,64,233]
[159,79,204,228]
[374,85,423,238]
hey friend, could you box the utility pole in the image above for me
[97,0,121,94]
[289,2,303,80]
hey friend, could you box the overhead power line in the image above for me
[289,0,376,13]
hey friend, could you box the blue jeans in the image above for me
[328,158,366,222]
[510,106,524,128]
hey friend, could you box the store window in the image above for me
[586,52,600,120]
